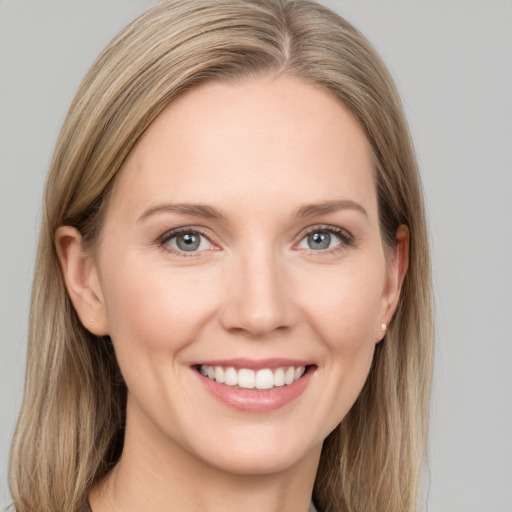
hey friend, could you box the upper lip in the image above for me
[191,358,314,370]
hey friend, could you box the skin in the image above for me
[57,75,408,512]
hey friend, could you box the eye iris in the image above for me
[176,233,200,251]
[308,232,330,250]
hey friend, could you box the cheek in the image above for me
[296,258,385,424]
[297,264,383,429]
[298,259,386,350]
[100,253,219,362]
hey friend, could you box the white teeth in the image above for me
[255,369,274,390]
[224,367,237,386]
[214,366,225,383]
[274,368,285,387]
[238,369,255,389]
[199,364,307,389]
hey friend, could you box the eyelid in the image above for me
[158,226,219,255]
[294,224,355,252]
[156,224,355,256]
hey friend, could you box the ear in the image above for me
[55,226,109,336]
[376,224,409,342]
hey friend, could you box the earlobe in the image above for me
[55,226,109,336]
[377,224,409,342]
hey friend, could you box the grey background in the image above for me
[1,1,511,510]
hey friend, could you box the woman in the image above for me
[8,0,433,511]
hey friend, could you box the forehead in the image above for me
[111,76,376,221]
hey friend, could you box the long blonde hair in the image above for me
[9,1,433,511]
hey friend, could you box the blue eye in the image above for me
[297,227,351,251]
[163,230,212,253]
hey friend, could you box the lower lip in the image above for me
[195,368,314,412]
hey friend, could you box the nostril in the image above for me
[218,267,295,336]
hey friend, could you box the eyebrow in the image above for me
[137,203,224,222]
[295,200,368,218]
[137,199,368,223]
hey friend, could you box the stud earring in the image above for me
[381,322,387,333]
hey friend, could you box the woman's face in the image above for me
[86,76,403,475]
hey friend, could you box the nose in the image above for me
[219,247,295,337]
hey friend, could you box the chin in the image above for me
[189,427,322,476]
[203,449,312,476]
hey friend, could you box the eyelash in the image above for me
[159,227,216,257]
[158,225,355,257]
[295,225,355,255]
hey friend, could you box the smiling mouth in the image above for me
[194,364,315,391]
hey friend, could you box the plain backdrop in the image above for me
[1,1,511,511]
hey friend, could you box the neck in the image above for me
[90,397,321,512]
